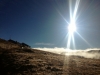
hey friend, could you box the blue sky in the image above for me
[0,0,100,49]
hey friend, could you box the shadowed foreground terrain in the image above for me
[0,48,100,75]
[0,38,100,75]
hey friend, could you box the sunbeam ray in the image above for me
[57,10,69,24]
[73,0,80,20]
[67,33,72,49]
[72,34,76,49]
[76,32,92,47]
[63,0,81,74]
[69,0,73,22]
[67,0,80,49]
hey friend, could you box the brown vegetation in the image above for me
[0,38,100,75]
[0,38,30,49]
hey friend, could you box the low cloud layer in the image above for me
[33,47,100,59]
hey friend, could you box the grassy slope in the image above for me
[0,38,100,75]
[0,48,100,75]
[0,38,20,49]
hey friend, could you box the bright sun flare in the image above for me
[66,0,91,50]
[68,23,76,33]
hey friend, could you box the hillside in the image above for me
[0,38,30,49]
[0,38,100,75]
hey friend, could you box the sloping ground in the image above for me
[0,38,30,49]
[0,48,100,75]
[0,38,20,49]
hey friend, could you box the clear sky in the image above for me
[0,0,100,49]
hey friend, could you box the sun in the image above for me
[67,20,77,49]
[68,23,76,34]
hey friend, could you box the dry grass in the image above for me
[0,38,100,75]
[0,48,100,75]
[0,39,20,49]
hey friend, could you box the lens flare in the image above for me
[60,0,92,74]
[68,22,76,34]
[66,0,80,50]
[57,0,91,50]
